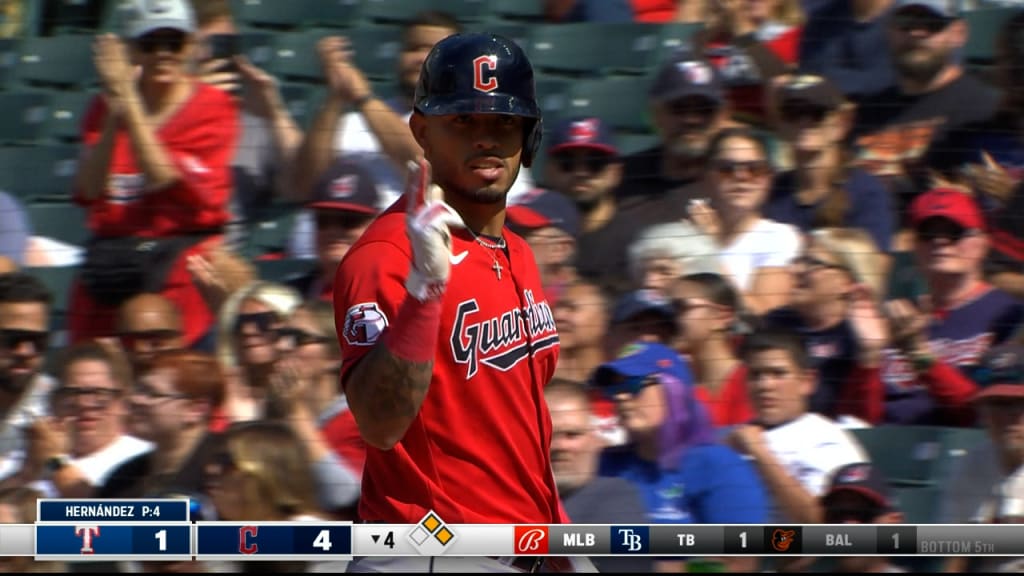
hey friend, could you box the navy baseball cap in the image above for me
[894,0,960,19]
[611,289,676,326]
[547,116,619,157]
[506,189,580,237]
[972,343,1024,401]
[593,342,691,397]
[823,462,896,513]
[777,75,846,111]
[649,54,724,104]
[309,159,387,215]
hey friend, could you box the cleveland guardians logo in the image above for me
[473,55,498,93]
[344,303,389,346]
[514,526,548,555]
[771,529,796,552]
[239,525,259,554]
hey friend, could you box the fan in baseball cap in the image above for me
[971,343,1024,402]
[777,75,846,114]
[893,0,960,20]
[309,159,387,215]
[506,189,580,238]
[122,0,196,39]
[822,463,901,523]
[649,53,725,105]
[909,188,985,231]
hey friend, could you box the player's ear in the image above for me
[409,112,429,154]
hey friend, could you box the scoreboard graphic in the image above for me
[12,499,1024,561]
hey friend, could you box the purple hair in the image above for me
[656,369,717,471]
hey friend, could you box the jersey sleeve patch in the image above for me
[343,302,389,346]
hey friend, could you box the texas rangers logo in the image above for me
[450,289,558,379]
[75,526,100,554]
[344,303,389,346]
[473,55,498,93]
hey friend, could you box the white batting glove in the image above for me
[404,159,465,301]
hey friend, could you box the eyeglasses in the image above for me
[915,221,977,243]
[595,374,659,399]
[276,327,330,348]
[135,31,187,54]
[117,329,182,349]
[781,104,831,124]
[712,159,772,179]
[553,151,614,174]
[55,387,121,407]
[792,255,847,272]
[132,382,186,403]
[892,12,952,36]
[315,210,375,231]
[234,311,280,335]
[0,329,49,352]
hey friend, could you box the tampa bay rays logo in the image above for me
[473,55,498,93]
[450,289,558,378]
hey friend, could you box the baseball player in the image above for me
[334,33,574,572]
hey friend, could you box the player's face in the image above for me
[552,283,607,352]
[55,359,125,457]
[315,209,374,271]
[132,28,196,86]
[746,349,813,427]
[234,299,284,368]
[411,112,524,204]
[398,25,455,99]
[0,301,48,395]
[547,393,601,495]
[708,136,772,218]
[914,217,987,276]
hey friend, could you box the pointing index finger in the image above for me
[405,158,432,212]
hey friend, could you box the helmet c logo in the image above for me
[473,55,498,93]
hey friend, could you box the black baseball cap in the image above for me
[777,75,846,111]
[309,159,386,215]
[823,462,896,513]
[649,54,725,105]
[611,289,676,326]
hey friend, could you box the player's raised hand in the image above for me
[404,159,465,301]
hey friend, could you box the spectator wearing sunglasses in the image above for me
[270,300,362,515]
[881,189,1024,426]
[115,293,185,376]
[70,0,238,347]
[0,272,56,486]
[765,75,895,254]
[596,342,767,572]
[215,282,301,423]
[506,187,581,298]
[286,160,387,301]
[822,462,906,574]
[762,228,890,424]
[691,127,801,315]
[21,342,152,498]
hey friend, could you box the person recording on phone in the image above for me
[189,0,304,250]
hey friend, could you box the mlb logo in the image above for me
[569,119,599,143]
[331,174,359,198]
[514,526,549,555]
[610,526,649,554]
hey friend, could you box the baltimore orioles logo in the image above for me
[771,529,796,552]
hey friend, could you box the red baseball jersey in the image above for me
[74,82,236,237]
[334,197,563,524]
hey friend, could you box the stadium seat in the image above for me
[615,133,660,156]
[277,82,324,131]
[526,23,609,77]
[850,425,984,488]
[0,91,52,145]
[255,258,315,283]
[891,486,943,524]
[964,7,1018,64]
[562,78,652,134]
[360,0,492,24]
[230,0,318,30]
[0,143,79,201]
[267,26,402,84]
[27,202,89,247]
[0,37,21,90]
[471,22,531,47]
[887,251,926,301]
[14,34,98,89]
[534,74,573,119]
[345,25,405,82]
[45,89,93,144]
[238,31,277,69]
[30,265,76,337]
[490,0,545,22]
[40,0,107,35]
[265,28,334,83]
[244,207,299,260]
[306,0,366,29]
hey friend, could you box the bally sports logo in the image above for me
[514,526,548,555]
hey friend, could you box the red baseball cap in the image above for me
[909,188,985,230]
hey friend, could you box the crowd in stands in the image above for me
[2,0,1024,572]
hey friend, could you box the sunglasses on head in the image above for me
[553,151,614,174]
[0,329,49,352]
[234,311,280,335]
[712,158,772,179]
[595,374,659,399]
[135,30,187,54]
[276,327,330,348]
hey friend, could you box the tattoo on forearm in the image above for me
[362,345,433,421]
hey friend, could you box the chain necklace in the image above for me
[466,228,507,280]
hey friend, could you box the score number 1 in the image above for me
[155,529,166,551]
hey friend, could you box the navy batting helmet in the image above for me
[414,33,543,167]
